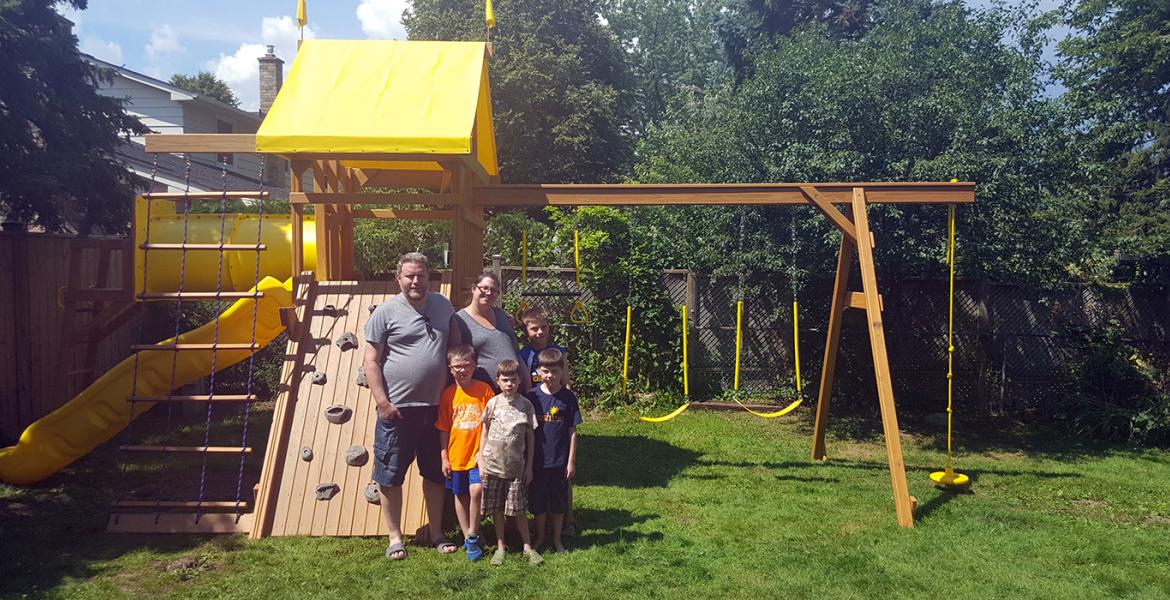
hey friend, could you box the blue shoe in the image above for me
[465,535,484,562]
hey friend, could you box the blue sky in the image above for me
[61,0,411,110]
[61,0,1069,111]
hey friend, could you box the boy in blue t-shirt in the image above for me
[524,347,581,553]
[519,307,570,389]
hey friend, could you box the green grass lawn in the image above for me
[3,411,1170,599]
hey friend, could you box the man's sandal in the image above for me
[385,541,407,560]
[435,539,458,554]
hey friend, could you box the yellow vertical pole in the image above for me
[734,300,743,391]
[681,304,690,398]
[622,305,632,396]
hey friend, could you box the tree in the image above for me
[600,0,726,132]
[634,0,1091,284]
[1054,0,1170,269]
[715,0,878,78]
[170,71,240,108]
[404,0,636,183]
[0,0,147,234]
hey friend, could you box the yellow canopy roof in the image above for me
[256,39,498,176]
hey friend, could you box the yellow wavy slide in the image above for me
[0,276,293,485]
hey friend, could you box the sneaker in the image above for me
[490,548,506,566]
[465,535,484,562]
[525,548,544,566]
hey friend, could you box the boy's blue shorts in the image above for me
[446,466,482,496]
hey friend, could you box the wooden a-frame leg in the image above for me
[811,235,853,460]
[851,187,915,528]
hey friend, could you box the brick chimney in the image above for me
[258,45,283,115]
[257,45,286,188]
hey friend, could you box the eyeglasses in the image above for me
[422,314,435,340]
[475,284,498,295]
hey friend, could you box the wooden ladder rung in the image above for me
[107,512,253,534]
[131,343,260,351]
[136,291,263,300]
[111,500,251,510]
[119,445,253,454]
[127,394,259,403]
[140,243,268,251]
[144,191,269,201]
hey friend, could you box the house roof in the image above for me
[119,140,289,197]
[255,39,498,176]
[84,55,262,125]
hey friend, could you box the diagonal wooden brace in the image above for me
[800,186,858,245]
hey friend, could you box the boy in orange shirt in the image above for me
[436,344,495,561]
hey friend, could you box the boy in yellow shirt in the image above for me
[436,344,495,561]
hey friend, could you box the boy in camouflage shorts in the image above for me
[478,359,543,566]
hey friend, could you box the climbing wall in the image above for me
[252,279,444,537]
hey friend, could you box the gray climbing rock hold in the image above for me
[311,371,327,385]
[335,332,358,351]
[355,365,368,388]
[322,304,337,315]
[364,481,381,504]
[344,445,369,467]
[367,303,379,314]
[300,447,314,462]
[324,404,352,424]
[315,482,340,501]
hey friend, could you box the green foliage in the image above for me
[635,1,1090,284]
[0,0,149,234]
[169,71,240,108]
[404,0,636,182]
[353,206,449,275]
[600,0,727,130]
[1053,0,1170,272]
[544,206,684,405]
[715,0,877,78]
[1063,320,1170,446]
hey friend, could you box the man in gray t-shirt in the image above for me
[363,252,463,559]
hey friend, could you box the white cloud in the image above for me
[356,0,409,39]
[81,37,124,64]
[145,24,186,60]
[206,16,316,112]
[57,5,122,65]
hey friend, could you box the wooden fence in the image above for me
[0,232,140,442]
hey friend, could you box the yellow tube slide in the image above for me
[135,196,317,293]
[0,276,293,485]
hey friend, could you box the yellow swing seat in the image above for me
[731,396,802,419]
[636,402,691,423]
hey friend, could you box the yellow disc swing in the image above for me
[929,204,971,489]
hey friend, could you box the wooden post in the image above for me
[290,161,306,292]
[449,165,485,305]
[811,235,853,460]
[851,187,915,528]
[312,164,333,280]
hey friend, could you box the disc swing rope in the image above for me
[731,207,804,419]
[930,204,970,489]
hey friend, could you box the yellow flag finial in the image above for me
[296,0,308,29]
[486,0,496,28]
